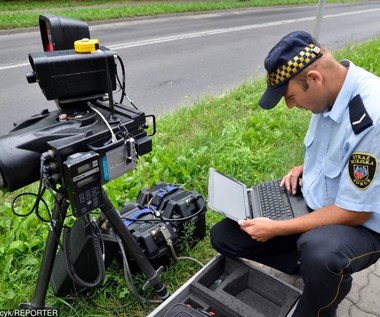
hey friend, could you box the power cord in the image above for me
[88,103,118,143]
[115,235,147,310]
[63,217,106,289]
[115,54,139,110]
[160,226,204,268]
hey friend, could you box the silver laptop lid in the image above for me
[207,168,251,221]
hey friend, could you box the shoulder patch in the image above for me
[349,94,373,135]
[349,152,378,190]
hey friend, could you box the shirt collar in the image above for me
[323,60,356,123]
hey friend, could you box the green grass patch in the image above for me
[1,33,379,317]
[0,0,357,30]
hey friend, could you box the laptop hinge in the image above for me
[246,188,256,219]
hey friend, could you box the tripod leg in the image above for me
[20,193,69,310]
[100,189,170,301]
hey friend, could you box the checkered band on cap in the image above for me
[267,44,322,88]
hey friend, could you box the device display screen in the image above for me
[77,174,96,188]
[77,162,92,174]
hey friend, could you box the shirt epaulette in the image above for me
[349,94,373,135]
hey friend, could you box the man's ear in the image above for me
[306,70,323,87]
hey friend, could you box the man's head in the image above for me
[259,31,323,110]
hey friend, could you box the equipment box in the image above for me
[148,255,301,317]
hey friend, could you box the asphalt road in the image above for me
[1,1,380,135]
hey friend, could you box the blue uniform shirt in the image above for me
[302,61,380,233]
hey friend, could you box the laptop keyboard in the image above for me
[256,180,293,220]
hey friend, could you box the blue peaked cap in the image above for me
[259,31,323,109]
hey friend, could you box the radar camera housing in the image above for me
[0,14,154,197]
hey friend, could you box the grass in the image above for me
[0,0,357,30]
[0,83,309,317]
[1,33,380,316]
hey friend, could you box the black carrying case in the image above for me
[148,255,302,317]
[119,202,179,260]
[137,182,207,242]
[116,183,207,273]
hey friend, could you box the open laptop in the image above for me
[208,168,310,221]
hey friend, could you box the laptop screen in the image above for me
[207,168,251,221]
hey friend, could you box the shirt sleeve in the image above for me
[335,124,380,230]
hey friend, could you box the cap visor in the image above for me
[259,83,287,110]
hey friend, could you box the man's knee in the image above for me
[210,221,225,252]
[210,218,256,257]
[210,220,239,256]
[297,226,347,276]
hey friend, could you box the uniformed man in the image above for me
[210,31,380,317]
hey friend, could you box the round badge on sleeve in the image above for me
[349,153,378,190]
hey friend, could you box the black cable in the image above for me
[40,151,65,194]
[167,197,205,222]
[116,54,126,104]
[115,54,139,110]
[99,48,115,117]
[164,197,205,223]
[115,70,125,104]
[92,218,106,264]
[63,221,106,289]
[115,117,132,139]
[11,190,50,220]
[116,235,146,310]
[11,167,51,222]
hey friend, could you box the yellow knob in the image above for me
[74,38,99,53]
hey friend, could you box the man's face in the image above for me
[283,74,328,114]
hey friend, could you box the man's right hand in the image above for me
[280,165,304,195]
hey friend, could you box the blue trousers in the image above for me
[210,218,380,317]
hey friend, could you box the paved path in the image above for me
[247,260,380,316]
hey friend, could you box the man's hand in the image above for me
[238,206,372,241]
[280,165,304,195]
[238,218,278,242]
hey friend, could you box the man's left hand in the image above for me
[238,218,278,242]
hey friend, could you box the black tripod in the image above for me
[20,188,170,311]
